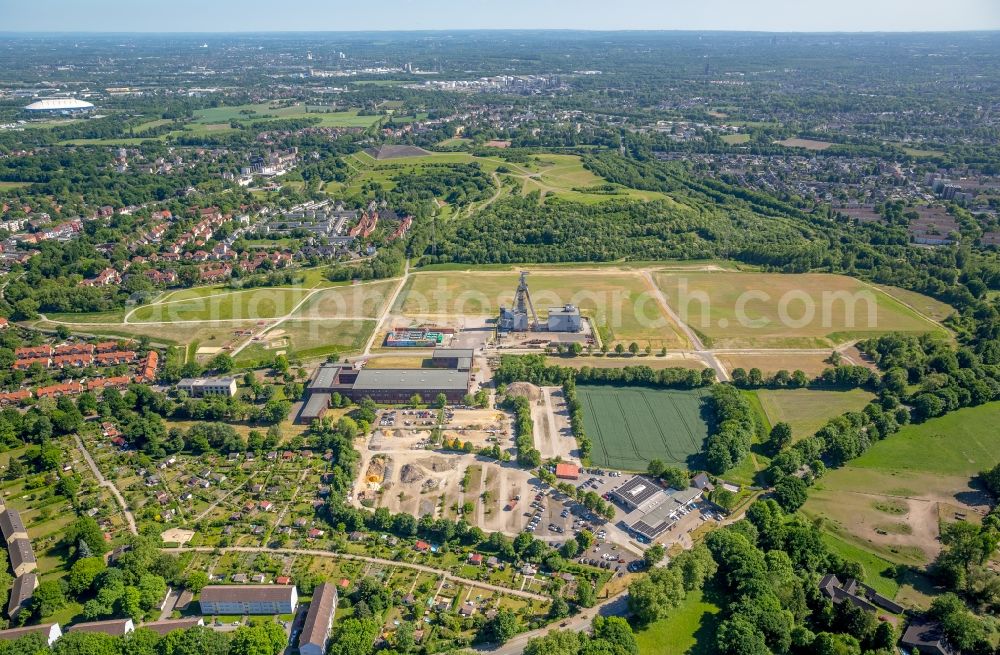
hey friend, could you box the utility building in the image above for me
[499,273,582,333]
[547,304,582,332]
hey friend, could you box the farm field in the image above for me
[130,287,311,322]
[756,388,875,442]
[545,355,707,370]
[577,385,710,471]
[635,585,723,655]
[655,271,946,348]
[396,269,688,349]
[803,402,1000,568]
[716,352,834,378]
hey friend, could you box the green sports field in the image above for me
[578,385,710,471]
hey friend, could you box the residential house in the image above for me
[139,617,204,636]
[68,618,135,636]
[80,267,121,287]
[0,509,29,543]
[7,572,37,619]
[0,623,63,646]
[901,618,959,655]
[819,574,905,615]
[7,537,38,577]
[298,582,338,655]
[198,585,298,615]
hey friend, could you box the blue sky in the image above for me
[5,0,999,32]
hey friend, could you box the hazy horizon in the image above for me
[6,0,1000,33]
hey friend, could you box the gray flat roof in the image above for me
[432,348,474,359]
[611,476,665,508]
[353,368,469,391]
[178,377,236,386]
[626,487,703,539]
[301,393,331,419]
[310,364,344,389]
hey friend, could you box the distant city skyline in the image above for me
[5,0,1000,33]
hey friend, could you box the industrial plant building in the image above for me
[300,348,473,421]
[547,304,583,332]
[498,272,581,333]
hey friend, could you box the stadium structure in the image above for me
[23,98,95,115]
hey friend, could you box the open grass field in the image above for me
[0,181,30,190]
[775,137,834,150]
[397,269,688,348]
[875,285,956,323]
[578,385,710,471]
[850,403,1000,479]
[756,388,875,442]
[512,154,670,204]
[803,402,1000,569]
[35,318,264,352]
[635,585,724,655]
[191,103,380,128]
[159,285,231,302]
[249,318,375,361]
[291,280,399,319]
[130,287,311,322]
[331,150,669,205]
[44,309,128,324]
[655,272,946,348]
[437,136,473,147]
[720,133,751,145]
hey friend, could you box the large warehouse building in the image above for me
[23,98,95,115]
[299,348,474,421]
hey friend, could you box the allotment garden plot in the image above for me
[578,386,710,471]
